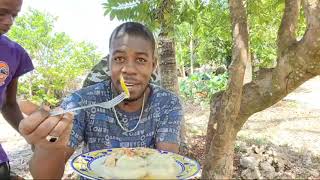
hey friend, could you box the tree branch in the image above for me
[234,0,320,130]
[277,0,301,56]
[301,0,320,50]
[235,48,318,130]
[226,0,248,112]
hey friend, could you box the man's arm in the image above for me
[1,78,24,131]
[156,142,179,153]
[30,146,74,178]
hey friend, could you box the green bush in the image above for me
[179,72,228,103]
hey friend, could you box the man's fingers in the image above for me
[18,100,39,116]
[19,107,51,135]
[24,115,61,144]
[47,113,73,142]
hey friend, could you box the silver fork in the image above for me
[49,92,127,116]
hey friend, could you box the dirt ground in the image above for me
[1,76,320,179]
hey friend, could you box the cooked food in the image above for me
[102,148,178,179]
[116,154,147,169]
[104,155,116,167]
[104,166,147,179]
[120,74,130,98]
[146,153,178,179]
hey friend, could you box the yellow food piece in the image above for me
[120,74,130,98]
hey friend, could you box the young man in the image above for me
[19,22,183,179]
[0,0,34,179]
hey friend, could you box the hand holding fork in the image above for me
[50,74,130,116]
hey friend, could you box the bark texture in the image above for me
[202,0,248,178]
[157,0,179,94]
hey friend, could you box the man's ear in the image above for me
[107,54,112,70]
[152,57,157,72]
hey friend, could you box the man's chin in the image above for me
[0,30,8,35]
[123,91,145,102]
[124,97,140,102]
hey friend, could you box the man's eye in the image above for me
[137,58,147,63]
[114,57,125,63]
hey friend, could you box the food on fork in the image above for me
[120,74,130,98]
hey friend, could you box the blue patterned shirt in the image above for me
[61,80,183,154]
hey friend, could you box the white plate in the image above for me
[70,148,201,179]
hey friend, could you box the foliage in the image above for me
[248,0,306,68]
[247,0,283,68]
[8,9,102,106]
[179,72,228,104]
[185,0,231,66]
[102,0,307,101]
[101,0,307,69]
[102,0,161,30]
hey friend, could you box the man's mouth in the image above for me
[124,82,136,89]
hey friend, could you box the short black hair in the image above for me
[109,22,155,55]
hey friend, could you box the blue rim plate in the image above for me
[70,148,201,179]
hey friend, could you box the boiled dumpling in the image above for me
[108,155,147,179]
[116,154,147,168]
[105,166,147,179]
[146,153,178,179]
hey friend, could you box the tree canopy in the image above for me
[8,9,102,105]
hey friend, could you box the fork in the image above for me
[49,92,127,116]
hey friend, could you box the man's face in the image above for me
[0,0,22,35]
[110,34,155,101]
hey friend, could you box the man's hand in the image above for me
[18,100,73,150]
[18,101,75,178]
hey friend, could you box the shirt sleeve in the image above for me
[13,46,34,78]
[156,95,183,145]
[60,92,86,149]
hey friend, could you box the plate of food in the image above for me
[70,147,201,179]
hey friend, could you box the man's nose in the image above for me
[121,61,137,74]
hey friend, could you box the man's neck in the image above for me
[117,87,150,113]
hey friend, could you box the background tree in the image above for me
[8,9,102,105]
[175,0,204,75]
[203,0,320,178]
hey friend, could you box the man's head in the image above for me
[109,22,156,102]
[0,0,22,35]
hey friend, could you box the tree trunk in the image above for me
[203,0,320,178]
[157,0,179,94]
[190,39,194,75]
[181,65,186,78]
[243,52,252,84]
[202,0,249,178]
[158,33,179,93]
